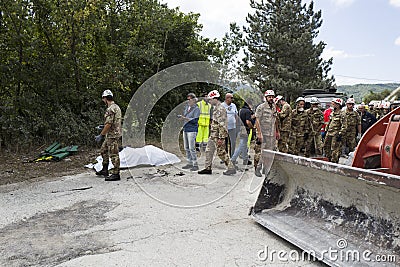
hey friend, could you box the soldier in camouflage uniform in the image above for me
[324,98,347,163]
[95,89,122,181]
[198,90,236,175]
[368,102,379,119]
[305,97,324,157]
[276,95,292,153]
[254,90,280,177]
[342,98,361,154]
[288,97,310,156]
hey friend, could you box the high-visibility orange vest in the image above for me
[197,100,211,126]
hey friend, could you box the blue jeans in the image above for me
[183,131,198,166]
[231,135,248,162]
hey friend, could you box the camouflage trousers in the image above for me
[204,138,234,169]
[100,137,120,174]
[343,131,357,152]
[323,135,342,163]
[254,135,276,168]
[277,131,290,153]
[288,134,306,156]
[305,133,323,157]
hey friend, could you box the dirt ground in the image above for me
[0,145,98,186]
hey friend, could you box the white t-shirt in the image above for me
[222,102,238,130]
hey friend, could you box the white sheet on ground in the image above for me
[85,145,181,172]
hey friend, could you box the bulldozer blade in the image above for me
[251,150,400,267]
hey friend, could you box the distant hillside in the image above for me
[337,83,400,103]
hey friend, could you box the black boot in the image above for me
[198,167,212,174]
[223,168,236,175]
[96,164,109,177]
[105,173,120,181]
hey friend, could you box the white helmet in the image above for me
[332,98,343,106]
[276,95,284,102]
[102,90,113,98]
[264,90,275,96]
[383,101,391,109]
[310,97,319,104]
[207,90,220,99]
[296,97,305,103]
[346,98,355,104]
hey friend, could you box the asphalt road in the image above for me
[0,162,324,267]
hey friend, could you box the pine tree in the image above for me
[243,0,334,101]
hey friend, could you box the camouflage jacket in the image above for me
[104,102,122,138]
[278,102,292,132]
[344,109,361,133]
[306,108,324,135]
[210,102,228,139]
[291,109,310,136]
[326,109,347,137]
[255,102,277,137]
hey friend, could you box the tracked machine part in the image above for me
[251,107,400,266]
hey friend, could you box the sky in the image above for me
[161,0,400,86]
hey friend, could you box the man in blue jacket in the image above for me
[180,93,201,171]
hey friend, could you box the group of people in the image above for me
[181,89,388,177]
[278,96,386,164]
[179,89,279,177]
[92,88,386,181]
[179,91,238,175]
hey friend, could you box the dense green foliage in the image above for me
[337,83,400,103]
[0,0,221,149]
[241,0,334,101]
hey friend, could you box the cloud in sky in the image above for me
[331,0,355,7]
[162,0,249,39]
[389,0,400,8]
[322,47,374,60]
[395,36,400,46]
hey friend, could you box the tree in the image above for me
[0,0,222,148]
[363,89,391,104]
[242,0,334,101]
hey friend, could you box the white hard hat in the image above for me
[207,90,220,99]
[383,101,391,109]
[264,90,275,96]
[346,98,355,104]
[296,97,305,103]
[332,98,343,106]
[310,97,319,104]
[102,90,113,98]
[275,95,284,102]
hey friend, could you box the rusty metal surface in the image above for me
[252,150,400,266]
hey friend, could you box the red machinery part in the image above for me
[352,107,400,175]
